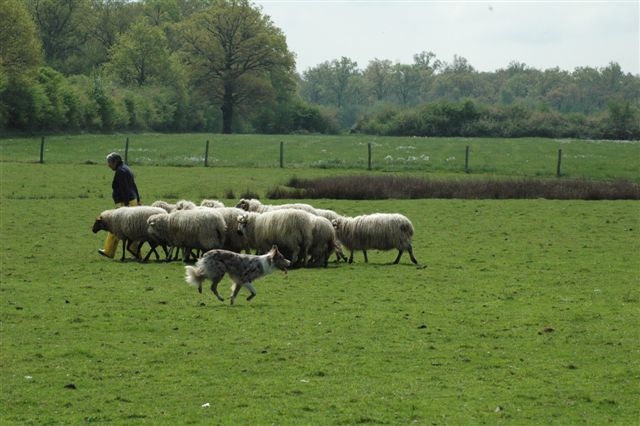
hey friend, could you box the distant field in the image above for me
[1,133,639,181]
[1,159,638,424]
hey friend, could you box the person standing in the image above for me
[98,152,141,258]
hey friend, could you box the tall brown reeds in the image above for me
[268,176,640,200]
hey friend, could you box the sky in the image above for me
[254,1,640,75]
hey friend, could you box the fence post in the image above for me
[39,136,45,163]
[279,141,284,168]
[124,137,129,164]
[367,142,372,170]
[464,145,470,173]
[556,149,562,177]
[204,140,210,167]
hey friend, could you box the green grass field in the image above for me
[1,135,639,424]
[1,134,639,181]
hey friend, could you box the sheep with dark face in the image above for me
[236,209,314,267]
[92,206,168,261]
[331,213,419,265]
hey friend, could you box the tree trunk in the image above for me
[221,89,233,134]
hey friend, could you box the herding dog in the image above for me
[184,245,291,305]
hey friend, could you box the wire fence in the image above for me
[1,134,638,181]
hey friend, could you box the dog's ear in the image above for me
[271,244,278,253]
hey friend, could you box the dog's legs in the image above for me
[245,282,257,301]
[210,272,226,302]
[229,282,243,305]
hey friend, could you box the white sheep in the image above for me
[92,206,168,261]
[200,199,225,208]
[147,208,226,262]
[237,209,314,266]
[314,207,341,222]
[213,207,251,253]
[235,198,318,215]
[151,200,176,213]
[308,215,346,267]
[175,199,198,210]
[331,213,419,265]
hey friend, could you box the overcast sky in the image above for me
[254,1,639,75]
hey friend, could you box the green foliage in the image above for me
[105,18,173,87]
[29,0,94,75]
[3,2,638,136]
[252,99,339,134]
[178,0,296,133]
[0,0,42,77]
[1,162,639,424]
[356,101,640,140]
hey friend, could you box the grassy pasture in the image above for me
[1,134,639,181]
[1,136,639,424]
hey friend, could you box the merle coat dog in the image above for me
[184,245,291,305]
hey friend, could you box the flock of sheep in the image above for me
[92,198,420,268]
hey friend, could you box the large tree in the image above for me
[178,0,295,133]
[29,0,93,74]
[0,0,42,77]
[0,0,43,129]
[105,18,172,86]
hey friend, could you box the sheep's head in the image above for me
[175,199,196,210]
[236,214,249,236]
[92,216,106,233]
[235,199,250,211]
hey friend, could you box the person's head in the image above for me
[106,152,123,170]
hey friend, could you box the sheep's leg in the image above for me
[290,247,300,266]
[363,250,368,263]
[148,243,160,260]
[120,239,127,261]
[142,242,159,262]
[393,249,404,264]
[245,283,257,301]
[143,247,153,262]
[182,247,193,263]
[127,240,141,260]
[348,250,354,264]
[407,245,418,265]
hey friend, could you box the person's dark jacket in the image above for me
[112,164,140,205]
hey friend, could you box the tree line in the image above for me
[1,0,638,139]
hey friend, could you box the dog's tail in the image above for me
[185,264,206,293]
